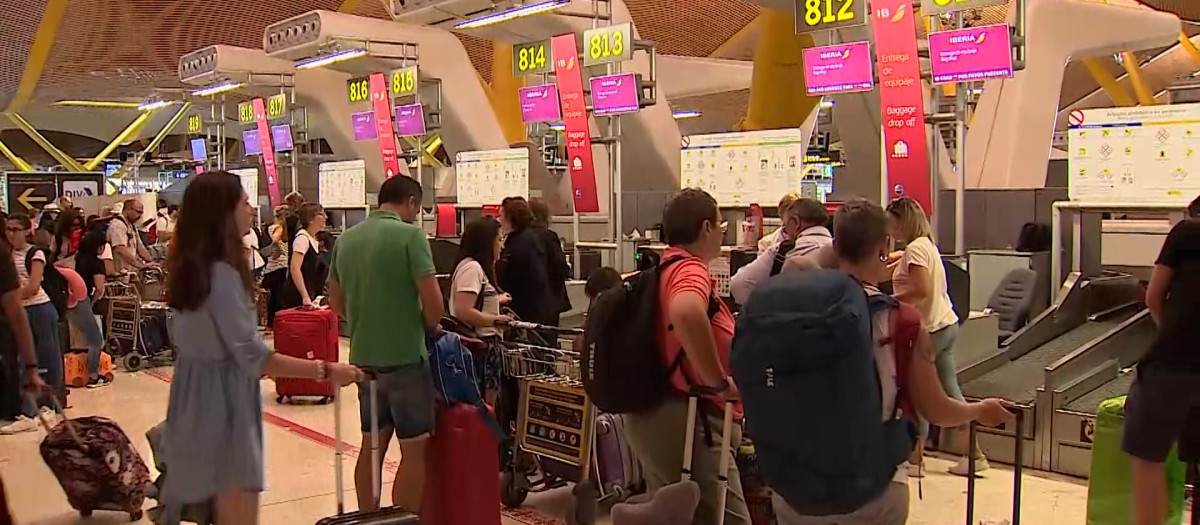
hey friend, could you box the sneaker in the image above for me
[0,416,37,435]
[87,377,112,389]
[949,456,990,476]
[905,461,925,478]
[39,406,60,424]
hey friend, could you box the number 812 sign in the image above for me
[794,0,867,33]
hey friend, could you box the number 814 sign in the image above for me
[794,0,868,33]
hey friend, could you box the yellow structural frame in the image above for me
[489,40,529,146]
[6,0,69,113]
[1120,51,1155,105]
[7,113,86,171]
[1081,57,1136,107]
[0,139,33,172]
[403,135,446,168]
[741,9,822,131]
[83,110,156,171]
[1179,31,1200,66]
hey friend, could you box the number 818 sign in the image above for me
[794,0,868,33]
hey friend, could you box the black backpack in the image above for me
[26,248,68,316]
[581,255,717,414]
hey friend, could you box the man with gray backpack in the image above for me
[731,199,1013,524]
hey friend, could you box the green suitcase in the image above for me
[1086,395,1187,525]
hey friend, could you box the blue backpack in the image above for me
[426,331,503,436]
[731,270,917,516]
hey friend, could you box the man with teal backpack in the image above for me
[732,199,1013,524]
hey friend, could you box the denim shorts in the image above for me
[356,362,436,439]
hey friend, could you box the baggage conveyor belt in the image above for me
[961,310,1137,405]
[1064,372,1134,414]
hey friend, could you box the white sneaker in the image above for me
[949,456,990,476]
[39,406,58,423]
[0,416,37,434]
[904,461,925,478]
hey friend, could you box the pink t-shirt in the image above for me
[658,247,743,420]
[58,266,87,309]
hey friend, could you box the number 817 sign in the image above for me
[794,0,867,33]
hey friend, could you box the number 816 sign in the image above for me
[794,0,867,33]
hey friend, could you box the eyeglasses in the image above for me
[5,227,26,232]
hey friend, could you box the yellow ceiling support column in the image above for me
[337,0,363,12]
[742,8,822,131]
[1120,52,1155,105]
[489,40,529,146]
[6,0,69,113]
[0,139,33,172]
[83,110,155,171]
[1179,31,1200,66]
[141,103,191,156]
[6,113,86,171]
[1081,57,1135,107]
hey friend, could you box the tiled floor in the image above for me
[0,339,1115,524]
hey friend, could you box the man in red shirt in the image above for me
[622,188,750,525]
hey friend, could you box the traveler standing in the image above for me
[529,198,572,320]
[623,188,751,525]
[107,198,156,272]
[449,217,511,337]
[496,197,556,330]
[757,192,801,252]
[67,228,110,388]
[745,199,1012,525]
[326,176,444,513]
[0,233,44,514]
[729,197,830,304]
[280,203,327,310]
[1123,196,1200,525]
[51,208,86,265]
[0,213,64,434]
[260,206,291,327]
[160,172,362,525]
[886,197,981,476]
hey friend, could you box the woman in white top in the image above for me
[449,218,511,337]
[887,197,984,476]
[281,203,327,310]
[0,213,64,434]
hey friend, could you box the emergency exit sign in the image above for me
[921,0,1007,15]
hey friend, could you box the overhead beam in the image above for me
[6,113,86,172]
[83,110,155,171]
[1120,51,1156,105]
[6,0,69,113]
[141,103,191,157]
[1081,57,1136,107]
[338,0,363,12]
[1180,31,1200,65]
[0,139,33,172]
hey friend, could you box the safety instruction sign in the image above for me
[1068,104,1200,205]
[454,148,530,208]
[518,381,593,466]
[318,160,366,208]
[680,129,807,207]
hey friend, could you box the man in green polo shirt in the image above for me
[327,175,443,513]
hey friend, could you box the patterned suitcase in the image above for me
[272,307,338,403]
[39,416,151,520]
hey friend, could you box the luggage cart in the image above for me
[106,273,174,372]
[499,321,621,525]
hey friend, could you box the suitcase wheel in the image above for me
[122,353,142,372]
[320,396,333,405]
[500,470,530,508]
[276,395,288,404]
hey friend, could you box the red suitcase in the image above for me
[272,307,338,403]
[422,403,502,525]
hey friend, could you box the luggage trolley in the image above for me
[106,271,174,372]
[499,321,628,525]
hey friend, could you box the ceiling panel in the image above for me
[672,89,750,136]
[624,0,759,56]
[0,0,47,107]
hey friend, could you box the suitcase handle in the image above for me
[966,404,1025,525]
[25,391,85,451]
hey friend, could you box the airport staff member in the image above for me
[756,192,801,252]
[729,198,831,305]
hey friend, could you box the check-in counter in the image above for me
[955,311,1000,371]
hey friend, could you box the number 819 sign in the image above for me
[794,0,867,33]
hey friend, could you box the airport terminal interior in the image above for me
[1,0,1200,523]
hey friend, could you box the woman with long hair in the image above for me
[51,208,85,264]
[259,206,291,327]
[280,202,327,310]
[496,197,556,328]
[159,172,362,525]
[886,197,982,476]
[449,217,511,336]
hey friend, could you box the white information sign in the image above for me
[1068,104,1200,205]
[455,148,530,207]
[230,168,259,208]
[680,129,807,207]
[318,160,367,208]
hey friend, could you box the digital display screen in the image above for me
[519,84,562,123]
[589,73,639,117]
[243,129,262,156]
[271,124,294,152]
[190,138,207,162]
[803,41,875,96]
[393,103,426,137]
[351,111,377,142]
[928,24,1014,84]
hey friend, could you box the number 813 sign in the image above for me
[794,0,867,33]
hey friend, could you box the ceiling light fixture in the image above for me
[190,81,243,97]
[672,110,702,119]
[52,100,143,109]
[295,48,368,70]
[137,100,174,111]
[454,0,571,30]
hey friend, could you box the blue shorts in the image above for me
[357,362,436,440]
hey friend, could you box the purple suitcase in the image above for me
[595,413,642,496]
[40,416,151,520]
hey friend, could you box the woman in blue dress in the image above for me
[161,172,362,525]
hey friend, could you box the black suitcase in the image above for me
[965,408,1024,525]
[315,381,420,525]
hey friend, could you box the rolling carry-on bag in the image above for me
[965,408,1025,525]
[317,380,420,525]
[37,402,151,521]
[273,307,339,403]
[1085,395,1187,525]
[594,412,643,497]
[423,402,502,525]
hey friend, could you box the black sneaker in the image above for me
[87,377,111,389]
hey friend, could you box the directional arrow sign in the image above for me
[17,188,46,210]
[5,175,55,214]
